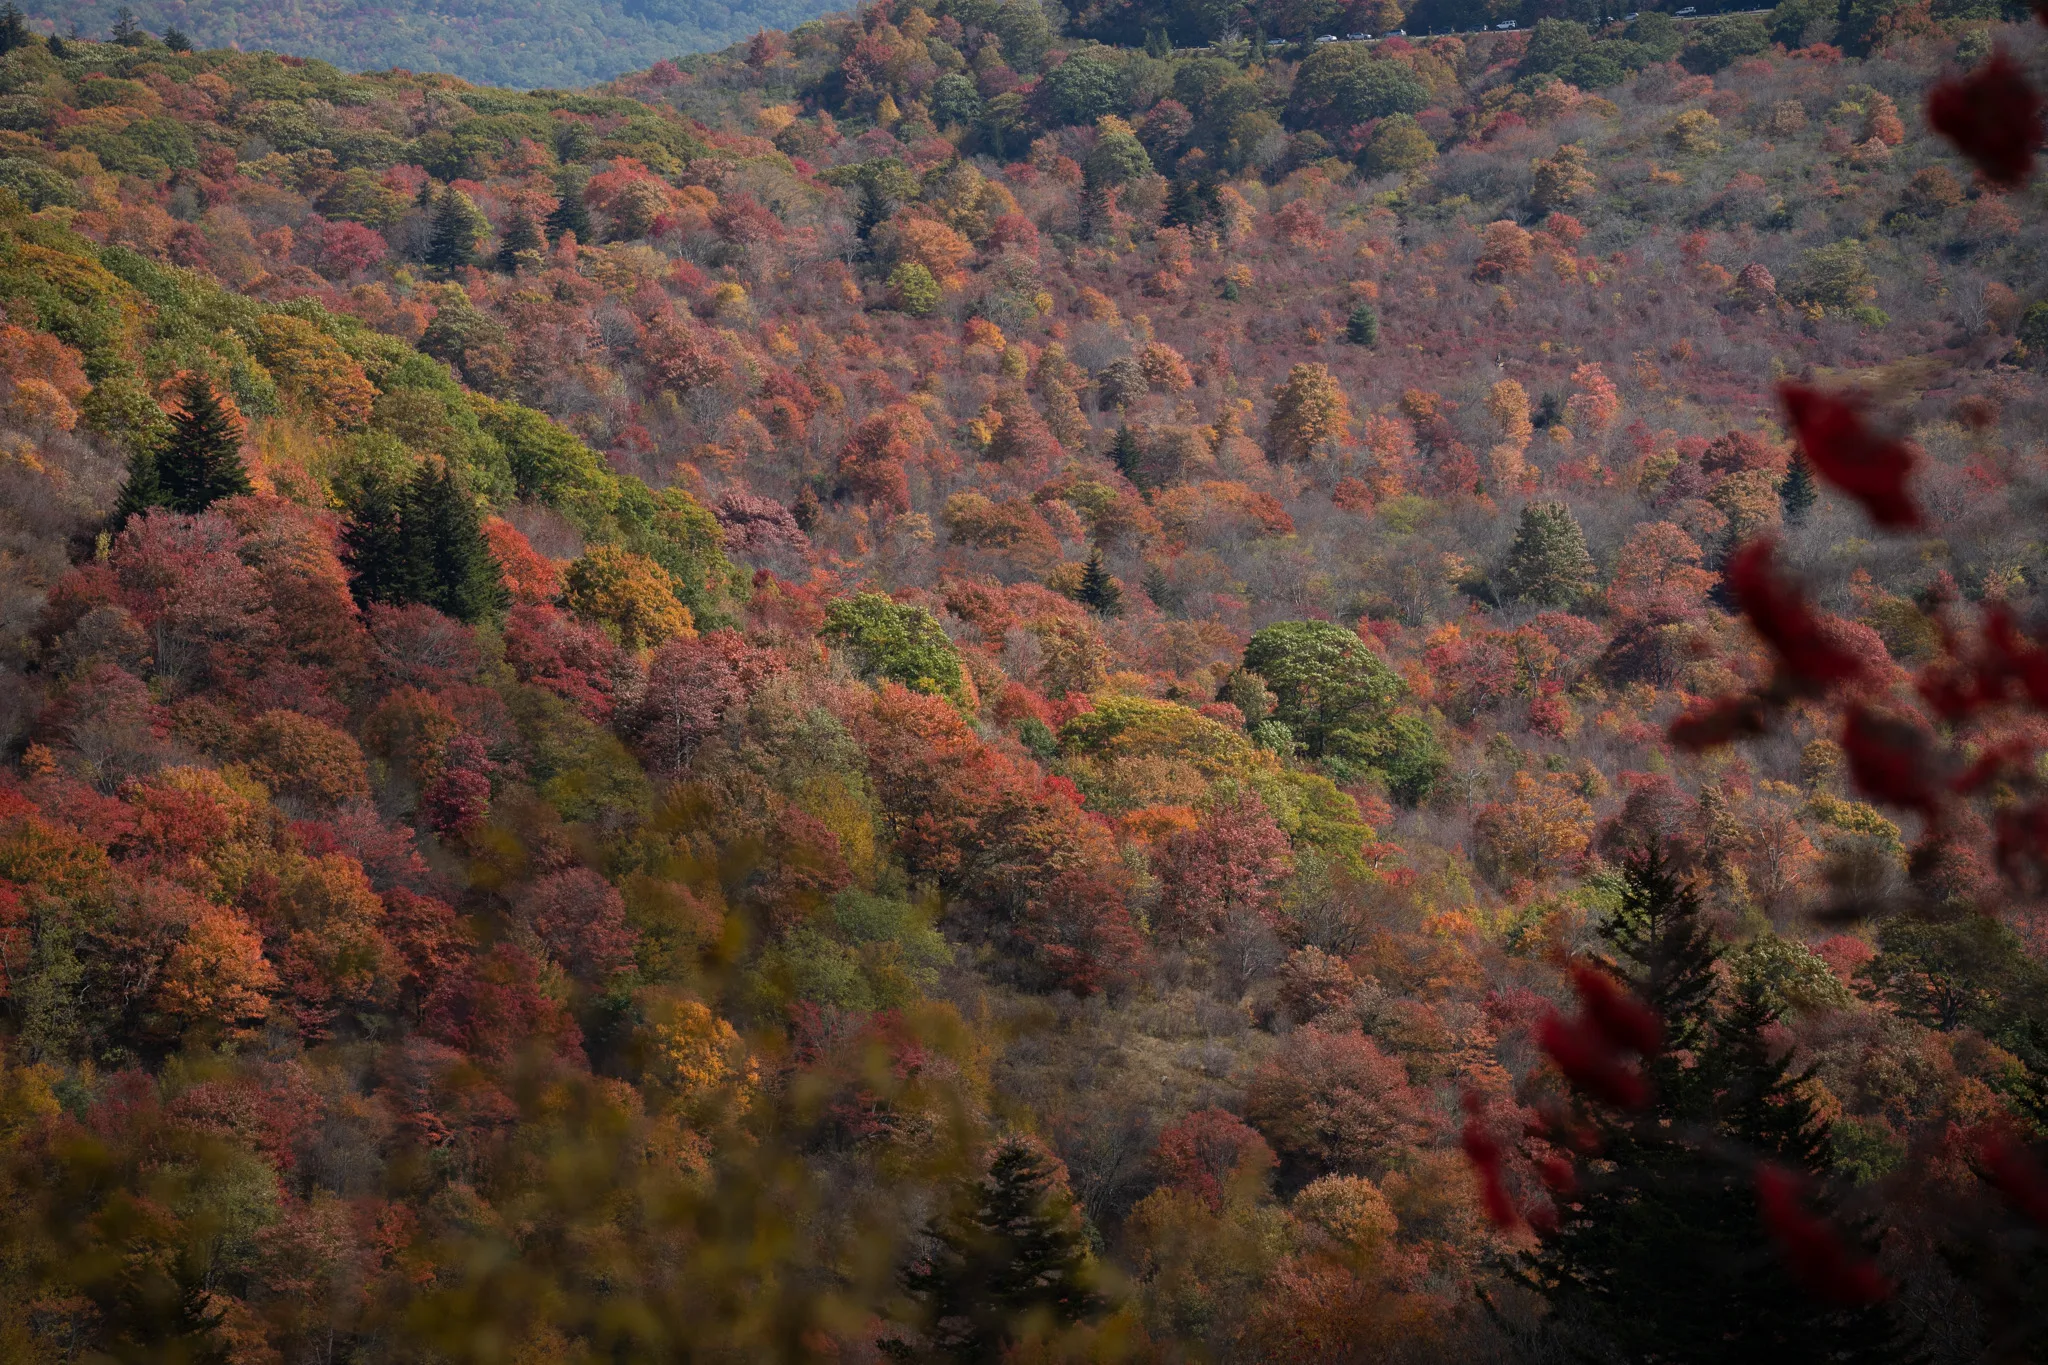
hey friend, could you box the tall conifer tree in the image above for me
[1523,850,1903,1363]
[127,373,249,517]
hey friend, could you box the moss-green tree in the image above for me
[1499,501,1596,607]
[888,262,942,317]
[1240,620,1403,757]
[823,593,969,706]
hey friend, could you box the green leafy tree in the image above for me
[824,593,970,706]
[1362,114,1436,177]
[1499,501,1596,607]
[894,1134,1108,1362]
[1082,116,1153,188]
[1240,620,1403,758]
[888,262,943,317]
[1044,49,1124,127]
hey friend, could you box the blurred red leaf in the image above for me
[1777,384,1921,529]
[1926,52,2045,188]
[1669,695,1770,752]
[1841,707,1942,815]
[1726,540,1870,691]
[1755,1164,1892,1305]
[1538,1013,1650,1110]
[1570,961,1663,1057]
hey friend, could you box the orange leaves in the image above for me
[1266,363,1352,464]
[1777,383,1921,529]
[1926,51,2044,188]
[1472,219,1532,281]
[482,517,563,605]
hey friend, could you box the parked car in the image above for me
[1494,19,1518,28]
[1346,31,1370,39]
[1315,33,1339,41]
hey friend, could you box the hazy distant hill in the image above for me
[25,0,838,86]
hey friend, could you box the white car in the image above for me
[1495,19,1518,28]
[1347,31,1370,39]
[1676,6,1697,13]
[1316,34,1339,41]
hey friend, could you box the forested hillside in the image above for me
[24,0,850,87]
[0,3,2044,1361]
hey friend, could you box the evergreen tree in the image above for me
[896,1135,1107,1362]
[162,24,192,52]
[1780,449,1817,526]
[340,471,418,610]
[1498,500,1595,607]
[1523,850,1903,1364]
[406,459,506,623]
[113,447,166,523]
[1077,548,1122,617]
[1345,302,1380,346]
[1106,423,1141,484]
[545,169,592,243]
[150,374,250,515]
[341,461,505,623]
[495,205,544,271]
[1600,846,1722,1101]
[109,7,145,45]
[0,5,29,55]
[426,188,487,272]
[45,33,67,59]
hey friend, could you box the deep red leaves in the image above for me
[1840,707,1942,816]
[1755,1164,1892,1305]
[1777,384,1921,529]
[1926,51,2045,188]
[1460,1091,1520,1229]
[1726,540,1870,691]
[1979,1130,2048,1227]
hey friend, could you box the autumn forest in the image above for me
[0,0,2045,1360]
